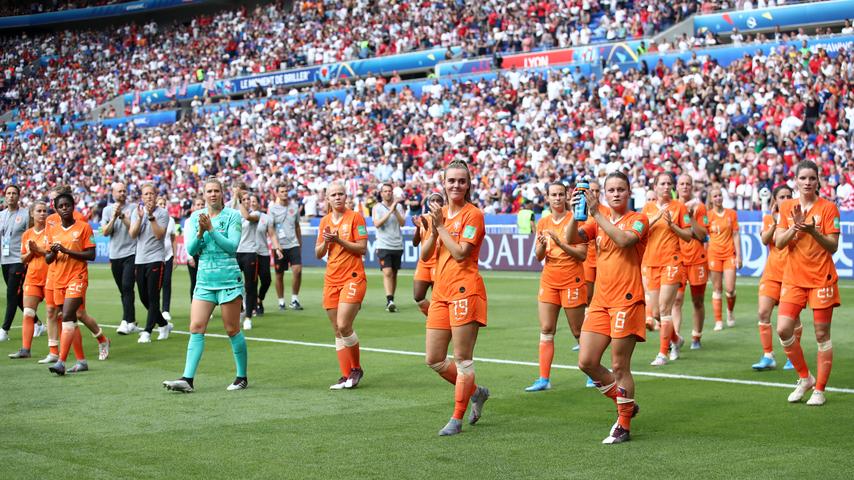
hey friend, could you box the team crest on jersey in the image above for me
[15,216,22,223]
[453,221,461,231]
[71,231,80,239]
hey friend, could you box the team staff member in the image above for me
[270,185,303,310]
[8,201,50,358]
[102,182,139,335]
[525,183,587,392]
[753,186,797,371]
[775,161,841,406]
[157,197,178,321]
[233,192,260,330]
[420,160,490,436]
[568,171,648,444]
[130,183,171,344]
[185,197,205,299]
[707,186,742,331]
[412,193,444,316]
[251,195,281,316]
[316,183,367,390]
[46,192,96,375]
[373,183,406,312]
[163,178,248,392]
[673,174,709,351]
[642,173,693,366]
[1,185,42,341]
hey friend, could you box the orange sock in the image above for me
[432,359,457,385]
[597,381,619,405]
[95,331,107,344]
[334,338,349,377]
[712,294,722,323]
[726,294,736,313]
[346,343,361,370]
[538,334,555,379]
[659,317,673,355]
[59,323,74,362]
[617,397,635,430]
[72,327,85,361]
[758,323,773,354]
[50,345,59,355]
[22,314,35,350]
[453,367,476,420]
[781,336,810,379]
[670,326,680,343]
[816,341,832,391]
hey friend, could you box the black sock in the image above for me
[386,295,394,303]
[181,377,194,388]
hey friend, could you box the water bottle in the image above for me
[574,181,589,221]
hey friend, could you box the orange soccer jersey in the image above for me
[707,208,739,260]
[679,203,709,266]
[45,211,86,290]
[777,198,840,288]
[761,213,787,283]
[317,209,368,286]
[47,219,95,289]
[537,214,585,289]
[581,211,648,309]
[21,227,50,287]
[431,203,486,302]
[414,215,438,282]
[641,200,689,267]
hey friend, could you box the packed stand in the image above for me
[1,0,692,126]
[2,40,853,222]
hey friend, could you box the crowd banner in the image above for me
[435,41,642,77]
[91,212,854,278]
[122,47,462,107]
[0,0,207,29]
[693,0,854,35]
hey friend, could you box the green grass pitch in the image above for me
[2,265,854,479]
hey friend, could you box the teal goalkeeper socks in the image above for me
[230,331,248,378]
[182,333,205,379]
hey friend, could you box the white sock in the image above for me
[291,295,299,303]
[278,298,285,305]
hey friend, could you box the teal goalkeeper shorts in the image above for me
[193,286,243,305]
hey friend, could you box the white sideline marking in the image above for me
[98,324,854,394]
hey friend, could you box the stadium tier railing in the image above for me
[0,0,211,29]
[693,0,854,35]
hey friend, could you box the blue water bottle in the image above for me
[574,180,589,221]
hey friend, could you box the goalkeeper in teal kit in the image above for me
[163,179,249,392]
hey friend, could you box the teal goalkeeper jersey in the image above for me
[185,207,243,290]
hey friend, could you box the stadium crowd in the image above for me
[2,33,853,221]
[1,0,694,123]
[0,0,123,17]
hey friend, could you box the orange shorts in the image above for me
[414,261,435,283]
[643,264,682,290]
[23,284,45,299]
[323,279,367,310]
[758,278,782,302]
[780,283,840,310]
[426,295,487,330]
[52,281,87,307]
[538,283,587,309]
[584,264,596,284]
[583,302,647,340]
[708,256,736,272]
